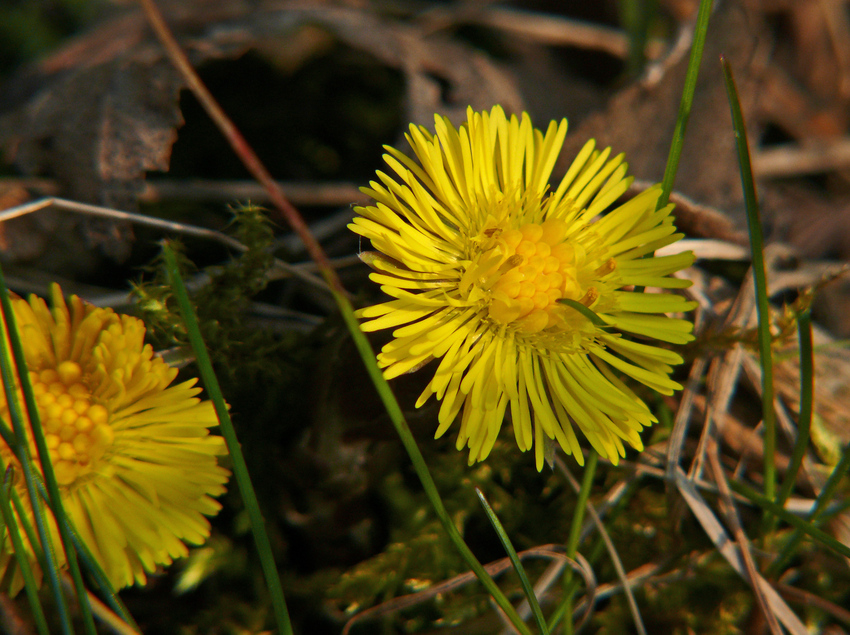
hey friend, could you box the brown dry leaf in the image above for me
[0,11,187,210]
[0,0,522,262]
[560,0,768,224]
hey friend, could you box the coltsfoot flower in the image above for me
[0,285,229,591]
[350,106,696,470]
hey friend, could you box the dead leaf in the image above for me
[560,0,768,225]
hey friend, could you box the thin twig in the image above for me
[556,459,647,635]
[0,197,330,292]
[341,546,590,635]
[707,441,783,635]
[137,0,348,297]
[138,179,367,206]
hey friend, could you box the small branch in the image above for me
[138,0,349,297]
[754,139,850,178]
[138,179,368,206]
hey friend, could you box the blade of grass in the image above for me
[3,446,138,632]
[548,450,599,634]
[637,0,713,293]
[556,459,646,635]
[62,514,140,631]
[659,0,714,208]
[0,457,49,635]
[476,487,549,635]
[618,0,657,77]
[566,452,598,559]
[335,289,533,635]
[0,272,78,635]
[557,299,608,327]
[770,442,850,574]
[162,243,293,635]
[726,478,850,561]
[0,415,14,448]
[8,464,139,633]
[721,56,777,503]
[4,282,99,635]
[776,308,814,507]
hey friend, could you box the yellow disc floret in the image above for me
[2,361,114,489]
[462,218,607,334]
[22,362,114,486]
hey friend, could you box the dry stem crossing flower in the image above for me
[351,106,696,470]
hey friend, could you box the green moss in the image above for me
[132,204,297,385]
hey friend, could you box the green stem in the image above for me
[659,0,714,208]
[550,451,599,634]
[477,488,548,634]
[334,286,533,635]
[162,244,293,635]
[635,0,713,295]
[567,452,598,558]
[721,57,777,504]
[0,272,79,635]
[13,465,138,631]
[0,456,49,635]
[776,309,813,508]
[769,443,850,574]
[619,0,656,77]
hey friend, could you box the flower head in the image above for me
[0,285,229,591]
[350,106,696,470]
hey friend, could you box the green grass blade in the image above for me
[776,309,814,507]
[476,487,549,635]
[1,275,98,635]
[557,299,608,327]
[334,287,533,635]
[659,0,714,208]
[727,474,850,561]
[10,464,139,632]
[566,451,598,559]
[62,508,140,630]
[161,243,293,635]
[634,0,713,295]
[0,415,15,449]
[3,449,137,632]
[771,443,850,573]
[549,450,598,634]
[618,0,657,77]
[10,486,45,566]
[0,457,49,635]
[0,272,76,635]
[721,56,777,503]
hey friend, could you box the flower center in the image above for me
[26,361,114,486]
[462,219,599,334]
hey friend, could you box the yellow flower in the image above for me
[0,285,229,591]
[350,106,696,470]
